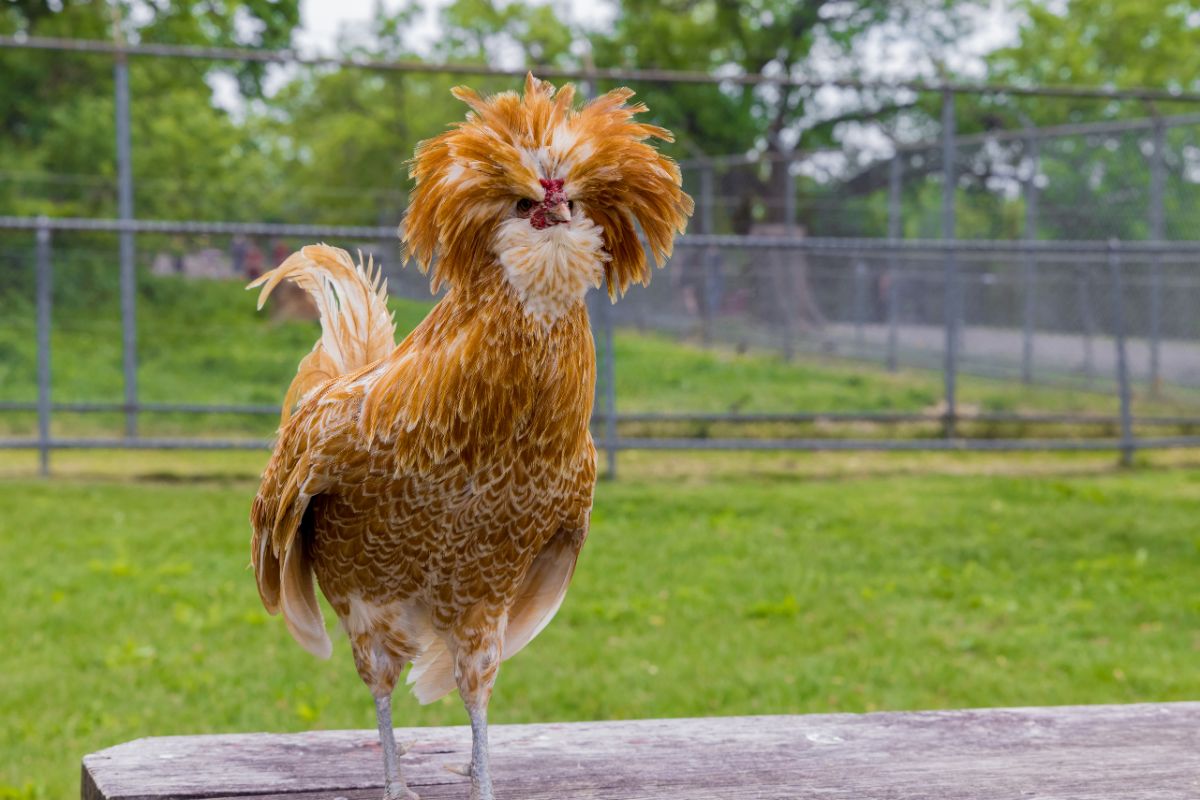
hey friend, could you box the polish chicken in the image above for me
[249,74,692,800]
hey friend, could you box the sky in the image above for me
[295,0,1018,68]
[297,0,616,56]
[296,0,436,54]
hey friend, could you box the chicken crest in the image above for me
[403,73,694,299]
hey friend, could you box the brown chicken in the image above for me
[249,74,692,800]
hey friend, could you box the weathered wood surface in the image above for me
[82,703,1200,800]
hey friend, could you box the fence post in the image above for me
[775,156,797,360]
[601,280,618,480]
[36,218,52,477]
[941,89,958,438]
[853,253,867,352]
[1078,267,1095,380]
[886,152,902,371]
[1022,122,1039,384]
[114,42,139,439]
[699,161,717,346]
[1108,240,1135,467]
[1148,115,1165,395]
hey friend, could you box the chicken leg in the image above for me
[441,693,496,800]
[374,693,419,800]
[450,625,502,800]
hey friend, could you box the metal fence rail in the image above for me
[16,213,1200,252]
[4,215,1200,477]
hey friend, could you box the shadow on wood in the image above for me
[82,703,1200,800]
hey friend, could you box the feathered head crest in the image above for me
[402,73,693,297]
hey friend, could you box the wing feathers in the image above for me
[251,425,333,660]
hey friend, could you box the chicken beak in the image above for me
[545,202,572,224]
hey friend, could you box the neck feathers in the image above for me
[493,215,608,325]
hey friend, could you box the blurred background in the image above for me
[2,1,1199,798]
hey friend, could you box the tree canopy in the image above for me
[1,0,1196,239]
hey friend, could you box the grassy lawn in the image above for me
[2,452,1199,798]
[2,273,1198,442]
[2,271,1199,797]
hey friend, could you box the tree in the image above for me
[986,0,1200,240]
[259,0,583,229]
[991,0,1200,101]
[275,0,985,234]
[590,0,984,231]
[0,1,300,218]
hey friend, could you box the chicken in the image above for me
[248,74,692,800]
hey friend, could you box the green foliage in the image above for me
[0,0,300,219]
[262,63,438,225]
[992,0,1200,97]
[0,0,989,231]
[131,85,281,222]
[980,0,1200,240]
[593,1,974,155]
[7,0,1200,241]
[438,0,576,65]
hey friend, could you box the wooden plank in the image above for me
[82,703,1200,800]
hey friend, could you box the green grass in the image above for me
[2,455,1199,798]
[612,330,1127,416]
[3,269,1199,796]
[2,273,1197,442]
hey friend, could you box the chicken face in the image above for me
[493,180,607,324]
[402,74,694,311]
[521,178,571,230]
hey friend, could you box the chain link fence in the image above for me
[5,220,1200,477]
[3,38,1200,475]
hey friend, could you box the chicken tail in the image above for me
[249,244,396,424]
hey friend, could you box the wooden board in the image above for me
[82,703,1200,800]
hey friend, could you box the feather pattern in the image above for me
[251,76,690,716]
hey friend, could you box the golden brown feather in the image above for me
[249,74,691,800]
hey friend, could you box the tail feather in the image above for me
[407,636,456,705]
[249,244,397,423]
[280,533,333,659]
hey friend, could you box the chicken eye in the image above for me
[516,198,535,214]
[567,200,575,213]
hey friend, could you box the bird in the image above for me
[248,73,692,800]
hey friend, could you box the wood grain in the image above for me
[82,703,1200,800]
